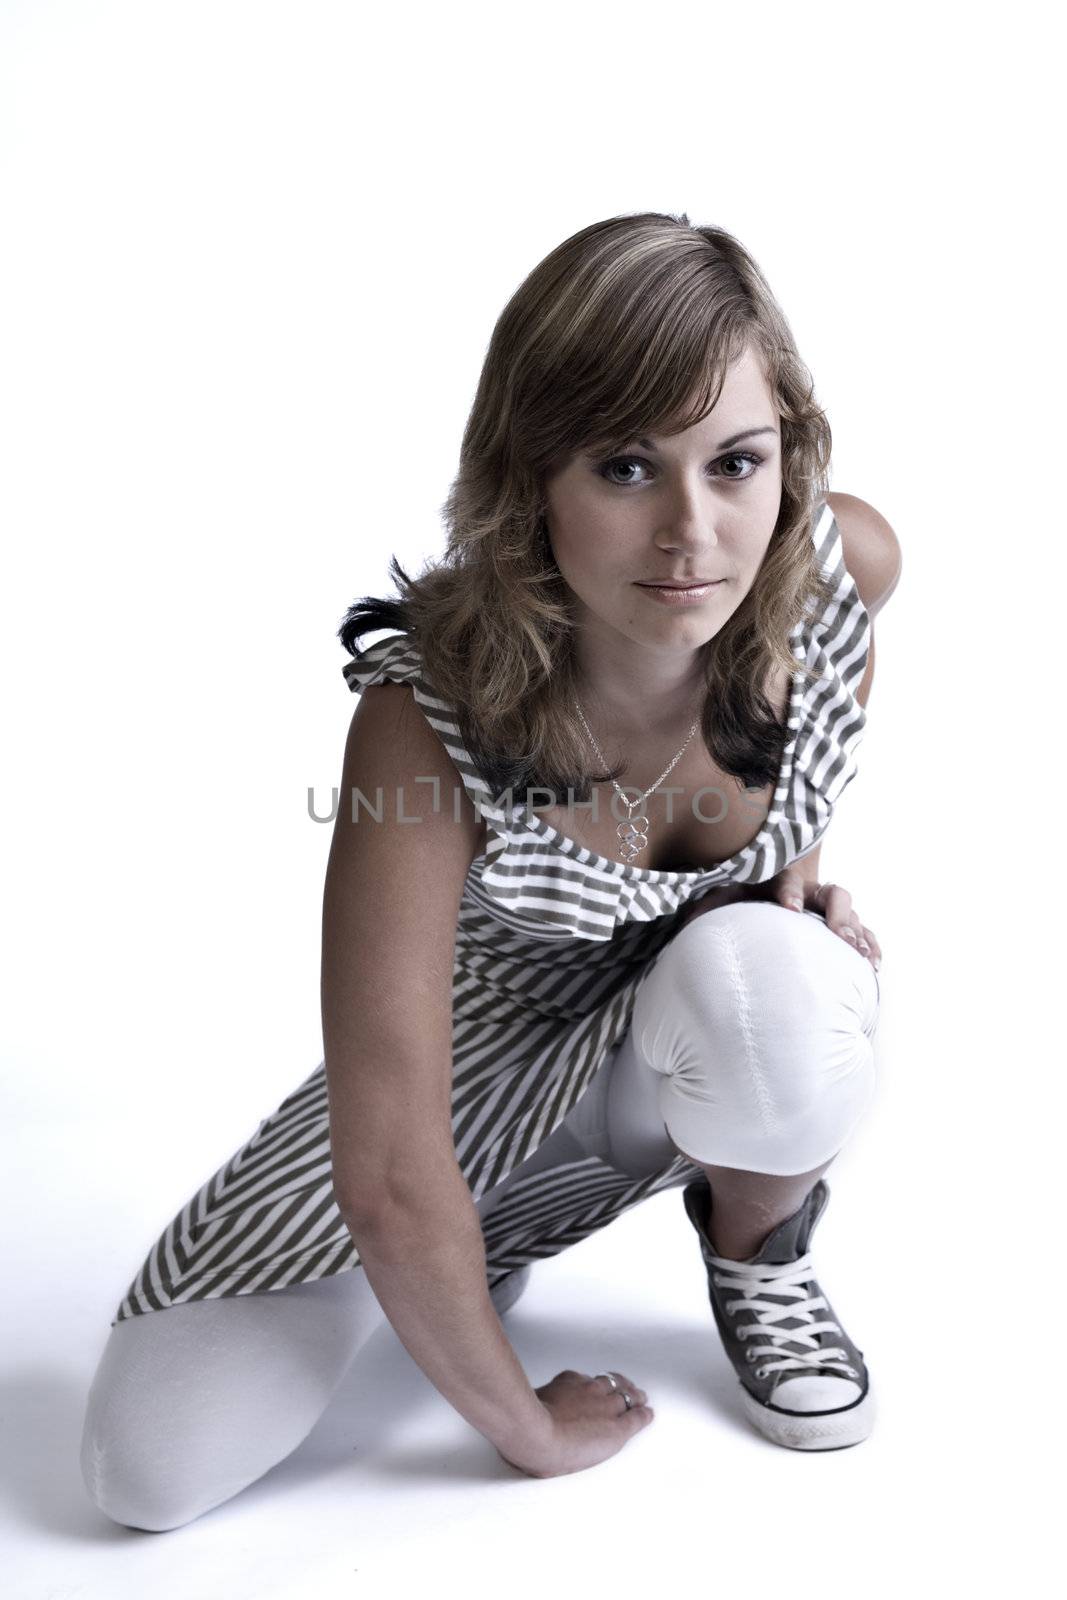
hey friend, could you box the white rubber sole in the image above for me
[740,1383,876,1451]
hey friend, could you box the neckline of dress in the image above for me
[508,624,808,885]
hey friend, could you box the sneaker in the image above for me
[488,1264,532,1317]
[682,1175,875,1450]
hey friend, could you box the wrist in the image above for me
[484,1394,554,1458]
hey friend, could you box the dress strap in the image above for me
[342,631,510,828]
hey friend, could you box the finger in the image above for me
[775,868,806,911]
[820,886,858,943]
[591,1371,623,1397]
[838,910,873,958]
[814,889,881,968]
[599,1371,647,1406]
[809,880,838,917]
[601,1370,641,1396]
[840,911,881,971]
[618,1392,651,1422]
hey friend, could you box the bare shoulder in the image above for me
[824,491,903,619]
[346,682,488,856]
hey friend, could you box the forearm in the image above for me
[341,1173,551,1459]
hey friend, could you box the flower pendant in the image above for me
[617,815,649,863]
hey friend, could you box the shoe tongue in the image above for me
[749,1182,826,1265]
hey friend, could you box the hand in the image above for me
[495,1368,654,1479]
[675,871,881,973]
[768,867,882,972]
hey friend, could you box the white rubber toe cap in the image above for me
[771,1375,864,1413]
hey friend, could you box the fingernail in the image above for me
[786,897,802,910]
[873,956,882,971]
[841,926,857,943]
[858,939,870,954]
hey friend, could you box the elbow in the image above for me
[333,1168,407,1234]
[334,1184,387,1236]
[338,1183,475,1261]
[333,1153,469,1240]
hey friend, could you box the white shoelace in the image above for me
[709,1249,857,1380]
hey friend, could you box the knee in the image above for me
[642,899,879,1068]
[79,1367,211,1533]
[78,1279,378,1533]
[80,1406,199,1533]
[635,900,880,1173]
[78,1314,255,1534]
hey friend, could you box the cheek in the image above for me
[554,542,617,605]
[750,524,780,575]
[729,507,779,574]
[549,504,623,583]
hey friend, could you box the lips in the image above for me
[637,580,722,589]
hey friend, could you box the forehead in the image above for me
[609,346,778,458]
[670,344,776,436]
[546,341,779,482]
[716,344,775,407]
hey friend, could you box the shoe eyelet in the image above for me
[745,1349,757,1363]
[755,1367,768,1379]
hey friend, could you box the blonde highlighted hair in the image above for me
[339,210,836,804]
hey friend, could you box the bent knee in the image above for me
[637,899,880,1174]
[647,899,879,1055]
[77,1300,335,1533]
[80,1372,239,1533]
[80,1421,207,1533]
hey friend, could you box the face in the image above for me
[542,343,783,660]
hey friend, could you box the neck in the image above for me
[572,635,707,744]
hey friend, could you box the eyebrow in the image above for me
[631,425,779,452]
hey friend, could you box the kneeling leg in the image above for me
[80,1267,387,1532]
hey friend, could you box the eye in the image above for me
[718,451,762,480]
[595,450,764,488]
[598,456,651,486]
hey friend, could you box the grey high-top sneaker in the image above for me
[488,1264,532,1317]
[682,1176,874,1450]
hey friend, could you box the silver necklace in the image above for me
[573,696,700,863]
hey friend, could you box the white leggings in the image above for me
[80,901,879,1531]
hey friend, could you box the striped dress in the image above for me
[112,501,871,1326]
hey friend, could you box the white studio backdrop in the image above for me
[1,2,1061,1594]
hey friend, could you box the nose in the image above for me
[655,471,721,555]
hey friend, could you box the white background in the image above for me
[2,1,1061,1594]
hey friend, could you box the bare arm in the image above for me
[720,497,901,947]
[320,683,554,1463]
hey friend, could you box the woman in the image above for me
[79,211,901,1529]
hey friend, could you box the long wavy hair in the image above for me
[339,211,836,806]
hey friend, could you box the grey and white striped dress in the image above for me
[112,501,871,1326]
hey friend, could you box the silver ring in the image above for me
[593,1371,633,1410]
